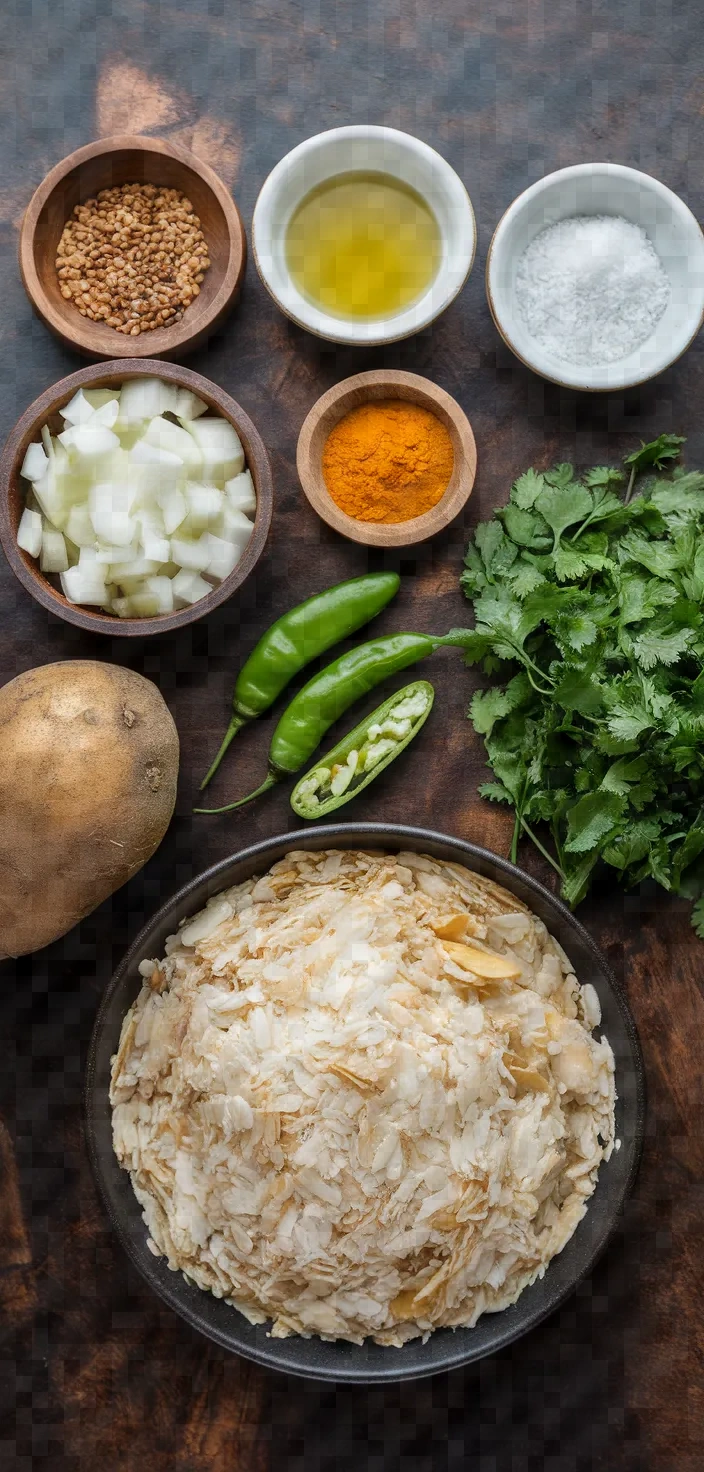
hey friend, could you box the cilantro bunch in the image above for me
[461,435,704,936]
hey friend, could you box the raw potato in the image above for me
[0,662,179,957]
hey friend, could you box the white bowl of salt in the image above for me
[486,162,704,391]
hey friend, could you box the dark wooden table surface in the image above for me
[1,3,703,1469]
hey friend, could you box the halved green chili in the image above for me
[195,628,473,813]
[199,571,400,789]
[290,680,434,818]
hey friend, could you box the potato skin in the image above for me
[0,661,179,957]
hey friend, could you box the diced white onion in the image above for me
[158,486,188,535]
[185,483,223,530]
[141,415,202,470]
[183,418,244,483]
[65,503,96,548]
[173,389,208,421]
[17,377,253,617]
[20,441,49,481]
[224,470,257,514]
[60,389,95,426]
[17,507,42,557]
[118,377,180,424]
[171,534,212,573]
[172,569,212,605]
[206,532,241,581]
[40,526,68,573]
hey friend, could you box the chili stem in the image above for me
[199,714,248,790]
[194,773,278,814]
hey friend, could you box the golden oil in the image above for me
[285,172,441,321]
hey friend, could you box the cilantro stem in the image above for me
[510,811,520,865]
[519,818,565,879]
[623,465,637,505]
[526,668,555,697]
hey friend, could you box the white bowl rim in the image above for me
[252,124,477,345]
[486,161,704,392]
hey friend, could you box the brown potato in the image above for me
[0,661,179,957]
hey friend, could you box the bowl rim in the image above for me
[0,358,273,637]
[84,822,646,1383]
[252,124,477,346]
[18,133,246,360]
[486,161,704,392]
[295,368,477,547]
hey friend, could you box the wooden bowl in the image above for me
[296,370,477,547]
[19,136,246,359]
[0,360,273,638]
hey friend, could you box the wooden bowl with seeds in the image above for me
[19,135,246,360]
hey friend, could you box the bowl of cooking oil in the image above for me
[252,126,476,345]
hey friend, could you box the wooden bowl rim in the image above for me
[0,359,273,638]
[296,369,477,547]
[18,135,246,360]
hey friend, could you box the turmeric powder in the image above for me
[322,399,454,524]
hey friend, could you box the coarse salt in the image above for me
[514,214,671,367]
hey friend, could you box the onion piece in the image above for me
[17,507,42,557]
[171,534,212,573]
[206,532,241,580]
[172,569,212,605]
[61,560,108,605]
[158,486,188,535]
[60,389,96,426]
[182,418,244,483]
[65,503,97,548]
[141,416,202,470]
[224,470,257,514]
[219,504,254,548]
[173,388,208,420]
[118,377,180,424]
[40,526,69,573]
[20,442,49,482]
[185,483,223,530]
[108,556,162,582]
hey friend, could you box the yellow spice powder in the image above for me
[322,399,454,524]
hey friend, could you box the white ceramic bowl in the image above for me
[252,125,476,345]
[486,163,704,391]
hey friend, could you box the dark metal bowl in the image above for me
[84,824,645,1384]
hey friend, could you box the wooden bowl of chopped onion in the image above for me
[0,360,273,637]
[19,135,246,359]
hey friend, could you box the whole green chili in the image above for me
[199,571,400,789]
[290,680,435,818]
[195,628,473,813]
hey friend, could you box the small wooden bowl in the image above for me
[0,360,273,638]
[296,370,477,547]
[19,136,246,359]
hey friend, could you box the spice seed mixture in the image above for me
[56,182,211,334]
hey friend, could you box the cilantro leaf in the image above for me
[477,781,513,804]
[624,434,685,476]
[535,482,593,547]
[469,687,515,736]
[511,467,546,509]
[583,467,625,490]
[691,896,704,938]
[543,463,576,490]
[565,791,625,853]
[631,619,693,670]
[462,439,704,935]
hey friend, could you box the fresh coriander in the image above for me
[462,434,704,934]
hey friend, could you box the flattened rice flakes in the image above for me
[110,849,617,1347]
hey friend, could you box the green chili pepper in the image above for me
[290,680,434,818]
[195,628,473,813]
[199,571,400,789]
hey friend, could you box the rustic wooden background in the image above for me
[1,2,703,1468]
